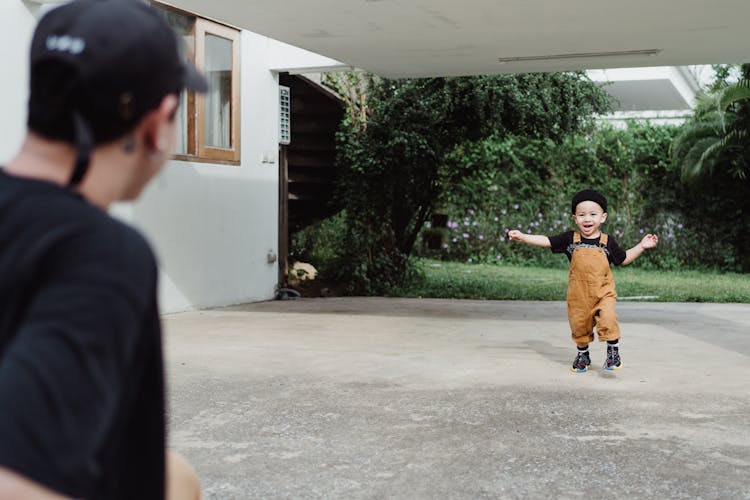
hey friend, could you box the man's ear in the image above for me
[141,94,179,153]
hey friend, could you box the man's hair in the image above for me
[28,61,84,143]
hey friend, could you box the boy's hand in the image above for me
[640,234,659,249]
[508,230,524,241]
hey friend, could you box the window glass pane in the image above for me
[175,90,188,154]
[204,34,233,149]
[156,7,195,155]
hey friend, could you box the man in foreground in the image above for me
[0,0,206,498]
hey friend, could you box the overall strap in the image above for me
[573,232,581,243]
[599,233,608,246]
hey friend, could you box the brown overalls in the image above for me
[567,232,621,344]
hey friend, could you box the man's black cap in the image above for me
[571,189,607,214]
[27,0,208,184]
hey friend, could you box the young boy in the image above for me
[508,189,658,372]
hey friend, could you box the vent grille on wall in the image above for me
[279,85,291,145]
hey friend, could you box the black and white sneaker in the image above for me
[571,350,591,373]
[603,345,622,371]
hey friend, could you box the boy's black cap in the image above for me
[571,189,607,214]
[28,0,208,184]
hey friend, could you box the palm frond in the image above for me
[680,136,722,182]
[715,79,750,131]
[694,92,721,117]
[670,115,723,161]
[719,128,748,149]
[672,71,750,182]
[717,79,750,112]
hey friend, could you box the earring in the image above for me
[122,134,136,153]
[149,149,167,164]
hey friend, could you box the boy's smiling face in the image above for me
[573,200,607,238]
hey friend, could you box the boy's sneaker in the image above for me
[603,345,622,371]
[571,351,591,373]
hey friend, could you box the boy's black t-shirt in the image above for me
[0,171,165,499]
[548,230,627,266]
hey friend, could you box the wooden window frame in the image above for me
[153,2,241,165]
[195,19,241,163]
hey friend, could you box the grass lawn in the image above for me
[394,259,750,303]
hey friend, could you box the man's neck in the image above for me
[5,132,129,210]
[5,133,76,187]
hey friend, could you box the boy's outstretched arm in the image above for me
[508,230,551,248]
[622,234,659,265]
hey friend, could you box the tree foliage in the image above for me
[667,64,750,272]
[431,123,693,269]
[672,64,750,181]
[320,73,612,293]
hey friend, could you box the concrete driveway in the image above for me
[163,298,750,499]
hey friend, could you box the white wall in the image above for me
[266,38,347,73]
[0,2,36,164]
[588,66,701,112]
[4,1,339,313]
[121,31,341,313]
[118,30,286,313]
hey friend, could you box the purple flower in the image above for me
[537,213,543,219]
[527,230,532,234]
[517,224,522,229]
[468,209,475,215]
[493,216,499,222]
[452,237,458,243]
[513,204,519,209]
[555,220,562,225]
[467,258,473,263]
[472,221,479,226]
[501,209,507,215]
[496,255,502,260]
[442,243,449,249]
[462,233,470,238]
[677,223,683,229]
[504,228,510,233]
[639,229,644,234]
[464,221,470,227]
[499,236,505,242]
[478,235,484,240]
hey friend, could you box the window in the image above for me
[154,3,241,164]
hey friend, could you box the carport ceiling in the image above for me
[167,0,748,78]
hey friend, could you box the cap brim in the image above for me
[184,64,208,93]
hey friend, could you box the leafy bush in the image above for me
[289,211,347,278]
[294,68,749,297]
[323,73,611,293]
[416,123,717,271]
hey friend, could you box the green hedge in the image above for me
[417,122,746,272]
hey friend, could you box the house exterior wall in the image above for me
[0,2,36,163]
[117,29,291,313]
[1,2,340,313]
[588,65,706,128]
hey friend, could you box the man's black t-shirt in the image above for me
[0,171,165,499]
[548,230,627,266]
